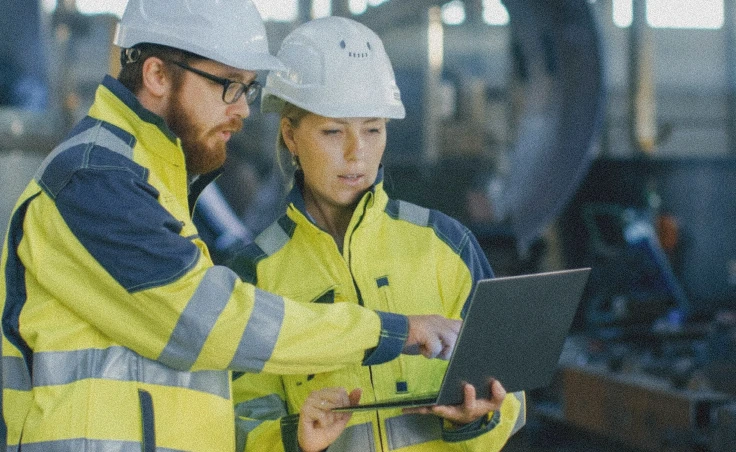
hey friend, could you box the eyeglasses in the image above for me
[171,60,261,105]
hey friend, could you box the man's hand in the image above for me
[403,315,462,359]
[298,387,362,452]
[403,380,507,426]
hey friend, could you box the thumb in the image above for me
[348,388,363,406]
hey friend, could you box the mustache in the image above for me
[218,118,244,134]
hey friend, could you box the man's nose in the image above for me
[229,96,250,120]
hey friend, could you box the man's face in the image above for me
[165,60,256,175]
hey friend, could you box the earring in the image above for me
[291,154,300,168]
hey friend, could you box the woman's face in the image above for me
[282,113,387,212]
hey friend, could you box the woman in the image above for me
[228,16,525,452]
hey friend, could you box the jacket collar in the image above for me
[286,165,385,223]
[101,75,178,144]
[99,75,224,211]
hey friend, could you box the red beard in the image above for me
[166,90,243,175]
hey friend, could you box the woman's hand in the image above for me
[403,380,506,427]
[298,387,362,452]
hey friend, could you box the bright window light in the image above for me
[441,0,466,26]
[43,0,303,23]
[50,0,128,17]
[613,0,724,29]
[613,0,633,27]
[311,0,331,19]
[253,0,298,22]
[647,0,723,29]
[368,0,390,6]
[76,0,127,16]
[483,0,510,26]
[428,7,444,70]
[349,0,368,15]
[41,0,57,14]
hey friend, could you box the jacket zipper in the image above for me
[345,201,389,450]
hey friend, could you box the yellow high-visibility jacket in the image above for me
[0,76,408,451]
[229,172,526,452]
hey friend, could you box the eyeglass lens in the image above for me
[224,81,260,105]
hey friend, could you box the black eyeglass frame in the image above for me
[170,60,261,105]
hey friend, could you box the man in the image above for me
[0,1,459,450]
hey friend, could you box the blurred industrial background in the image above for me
[2,1,735,450]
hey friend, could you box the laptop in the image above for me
[333,268,591,412]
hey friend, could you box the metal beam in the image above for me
[356,0,441,33]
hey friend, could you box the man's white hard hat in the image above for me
[113,0,284,71]
[262,16,405,119]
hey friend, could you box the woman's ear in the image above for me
[281,117,297,155]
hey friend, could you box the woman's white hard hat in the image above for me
[113,0,284,71]
[262,16,405,119]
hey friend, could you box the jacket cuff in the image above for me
[362,311,408,366]
[441,410,501,443]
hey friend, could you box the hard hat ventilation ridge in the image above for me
[261,15,406,119]
[340,40,371,58]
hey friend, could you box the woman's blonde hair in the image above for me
[275,102,311,179]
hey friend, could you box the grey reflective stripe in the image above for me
[229,288,284,372]
[234,393,288,420]
[14,439,182,452]
[159,266,237,370]
[31,346,229,399]
[254,221,290,257]
[234,394,288,452]
[511,391,527,436]
[2,356,30,391]
[385,413,441,450]
[234,417,260,452]
[35,121,134,186]
[396,201,430,227]
[329,422,375,451]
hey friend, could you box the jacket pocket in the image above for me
[310,287,336,304]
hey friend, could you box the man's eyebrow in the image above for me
[218,68,256,84]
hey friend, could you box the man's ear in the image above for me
[141,56,171,99]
